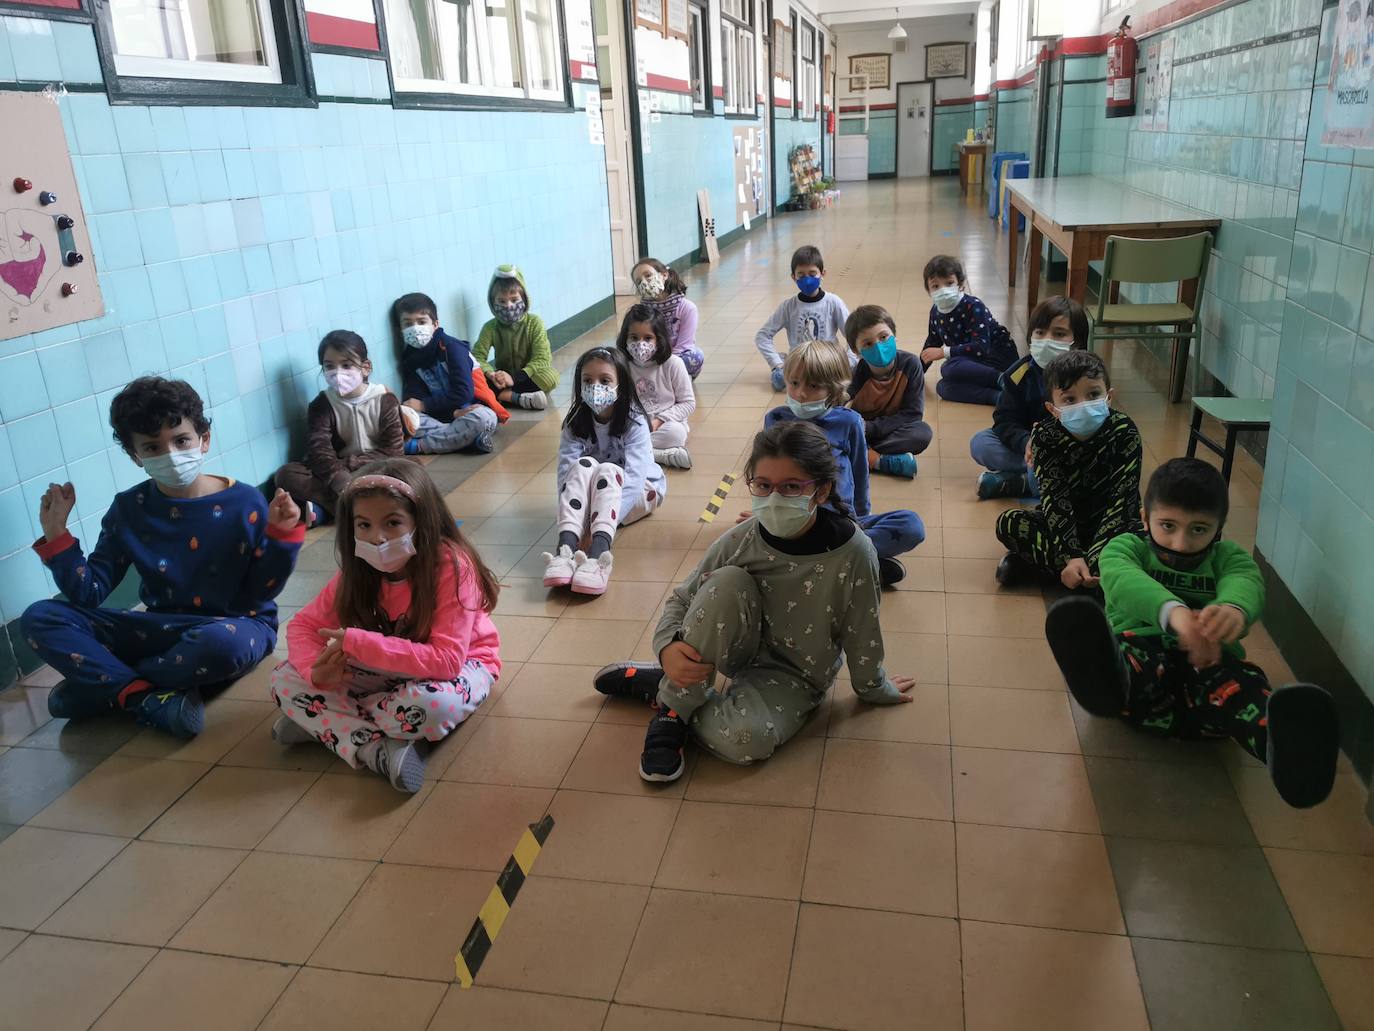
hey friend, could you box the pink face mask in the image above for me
[325,367,363,395]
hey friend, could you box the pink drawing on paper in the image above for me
[0,209,57,306]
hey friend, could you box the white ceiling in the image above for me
[814,0,981,28]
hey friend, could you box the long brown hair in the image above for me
[332,459,500,640]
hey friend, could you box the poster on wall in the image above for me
[1155,37,1174,131]
[1140,40,1159,131]
[848,53,889,90]
[1322,0,1374,147]
[635,0,663,34]
[665,0,689,41]
[924,42,967,80]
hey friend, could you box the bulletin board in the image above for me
[0,92,103,340]
[732,125,767,229]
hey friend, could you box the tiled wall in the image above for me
[931,101,990,173]
[838,110,896,176]
[990,84,1033,197]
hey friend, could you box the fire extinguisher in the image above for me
[1105,16,1137,119]
[827,109,836,134]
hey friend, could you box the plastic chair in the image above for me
[1186,397,1271,484]
[986,151,1027,218]
[1086,232,1214,403]
[1000,159,1030,231]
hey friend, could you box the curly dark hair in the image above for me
[109,377,211,453]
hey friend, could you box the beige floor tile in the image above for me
[826,684,949,744]
[537,789,678,884]
[527,619,649,665]
[961,921,1149,1031]
[0,935,154,1031]
[784,904,963,1031]
[617,888,797,1021]
[41,841,245,946]
[803,810,957,917]
[444,491,510,518]
[949,685,1080,753]
[114,700,274,763]
[606,521,705,550]
[956,823,1124,933]
[880,631,948,683]
[90,950,295,1031]
[942,526,1007,559]
[257,772,432,860]
[876,590,947,634]
[490,614,557,661]
[816,739,952,820]
[142,766,319,848]
[942,556,1042,595]
[385,781,553,870]
[945,592,1049,638]
[1230,770,1374,854]
[0,685,52,746]
[0,826,127,930]
[605,1006,776,1030]
[493,578,571,618]
[477,877,649,1001]
[472,544,531,578]
[656,800,811,899]
[600,548,692,581]
[308,864,492,980]
[28,756,210,837]
[562,721,691,796]
[943,498,1019,529]
[429,985,607,1030]
[1264,848,1374,957]
[686,736,824,807]
[892,554,945,591]
[0,929,23,962]
[953,747,1099,833]
[217,711,338,771]
[489,662,607,721]
[947,634,1064,690]
[259,968,446,1031]
[216,660,277,702]
[1312,954,1374,1031]
[170,851,372,964]
[468,516,555,547]
[443,716,589,787]
[561,581,669,623]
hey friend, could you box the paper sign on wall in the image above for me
[1323,0,1373,147]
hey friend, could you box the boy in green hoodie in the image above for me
[475,265,559,411]
[1045,458,1339,809]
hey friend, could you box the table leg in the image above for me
[1007,197,1021,288]
[959,153,968,195]
[1067,233,1089,306]
[1027,223,1043,316]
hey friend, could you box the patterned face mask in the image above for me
[581,382,618,410]
[635,270,666,299]
[627,339,658,365]
[402,324,435,349]
[494,299,527,324]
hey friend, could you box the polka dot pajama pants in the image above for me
[270,658,492,766]
[557,457,659,543]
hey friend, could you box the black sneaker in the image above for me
[878,557,906,587]
[995,552,1034,587]
[640,706,688,782]
[1044,596,1127,717]
[132,687,205,739]
[593,662,663,704]
[1265,684,1339,809]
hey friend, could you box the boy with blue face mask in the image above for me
[22,377,305,739]
[845,305,931,480]
[920,254,1018,406]
[754,245,854,391]
[993,350,1143,590]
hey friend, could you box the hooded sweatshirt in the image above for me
[304,383,405,492]
[475,265,559,394]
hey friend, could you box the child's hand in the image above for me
[920,347,945,365]
[267,488,301,531]
[735,511,753,525]
[889,675,917,703]
[1024,441,1034,467]
[1198,604,1245,645]
[39,481,76,541]
[651,417,664,431]
[311,633,346,686]
[1168,607,1222,669]
[1060,557,1097,590]
[492,371,514,389]
[661,640,713,686]
[403,398,425,412]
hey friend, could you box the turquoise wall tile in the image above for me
[83,331,132,392]
[161,152,199,205]
[10,410,59,482]
[147,262,189,318]
[124,153,168,210]
[92,212,144,271]
[1333,248,1369,332]
[1349,335,1374,429]
[0,488,33,558]
[149,107,189,150]
[54,397,106,463]
[193,152,229,202]
[0,354,50,422]
[68,94,119,155]
[171,206,207,257]
[112,107,156,154]
[0,551,52,625]
[135,208,178,263]
[8,17,59,82]
[105,268,157,325]
[83,155,132,213]
[0,427,17,493]
[124,320,167,374]
[181,256,221,309]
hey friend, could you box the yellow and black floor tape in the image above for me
[455,814,554,987]
[698,472,739,523]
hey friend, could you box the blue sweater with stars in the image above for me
[34,479,305,632]
[924,294,1017,371]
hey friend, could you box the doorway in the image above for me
[592,0,640,296]
[895,80,934,178]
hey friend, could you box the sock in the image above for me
[868,448,881,470]
[558,530,580,551]
[355,738,384,773]
[116,678,154,709]
[587,531,613,559]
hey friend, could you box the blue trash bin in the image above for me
[1002,159,1030,231]
[986,151,1027,218]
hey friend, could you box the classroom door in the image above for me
[896,81,933,178]
[593,0,640,296]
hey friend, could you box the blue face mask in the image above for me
[796,275,822,296]
[860,336,897,369]
[1057,397,1110,437]
[786,395,830,420]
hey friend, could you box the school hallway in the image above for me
[0,177,1371,1030]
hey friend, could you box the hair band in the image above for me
[347,474,417,502]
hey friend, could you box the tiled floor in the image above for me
[0,177,1371,1030]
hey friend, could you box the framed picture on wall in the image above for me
[772,19,790,79]
[925,42,968,79]
[848,52,889,90]
[635,0,664,33]
[664,0,690,41]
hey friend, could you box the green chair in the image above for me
[1186,396,1272,484]
[1086,232,1214,403]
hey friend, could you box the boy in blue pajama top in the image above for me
[22,377,305,739]
[762,340,924,587]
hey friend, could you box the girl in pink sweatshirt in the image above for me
[268,460,501,792]
[617,303,697,470]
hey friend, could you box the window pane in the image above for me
[689,7,705,106]
[386,0,519,90]
[721,21,736,108]
[721,0,741,19]
[110,0,268,66]
[520,0,560,92]
[738,28,753,107]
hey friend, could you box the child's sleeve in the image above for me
[1099,533,1178,627]
[991,374,1032,455]
[287,573,339,677]
[946,297,1005,361]
[846,360,870,401]
[556,428,584,490]
[346,393,406,468]
[343,553,477,679]
[848,416,871,518]
[674,299,699,353]
[241,494,307,605]
[924,307,941,351]
[1031,423,1082,563]
[475,322,496,378]
[302,395,349,491]
[522,316,559,393]
[1213,543,1265,626]
[754,300,789,369]
[656,358,697,424]
[831,295,851,345]
[1087,419,1143,562]
[653,534,732,659]
[617,415,656,513]
[33,506,131,608]
[841,547,903,703]
[441,341,476,412]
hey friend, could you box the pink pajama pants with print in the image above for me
[556,458,660,544]
[270,657,492,767]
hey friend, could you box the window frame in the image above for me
[384,0,574,111]
[688,0,712,115]
[799,18,815,121]
[90,0,316,106]
[988,1,999,66]
[721,0,754,117]
[788,11,797,119]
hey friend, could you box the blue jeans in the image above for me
[970,428,1039,495]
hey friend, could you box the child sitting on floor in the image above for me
[593,421,915,782]
[994,350,1142,588]
[270,460,501,793]
[920,254,1018,406]
[475,265,559,410]
[845,303,932,480]
[755,245,852,391]
[617,302,696,470]
[633,257,704,378]
[23,377,304,738]
[394,291,499,455]
[1047,458,1339,809]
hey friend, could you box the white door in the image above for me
[593,0,639,296]
[896,82,933,178]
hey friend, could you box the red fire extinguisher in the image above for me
[1105,16,1137,119]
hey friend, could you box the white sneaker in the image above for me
[516,390,548,410]
[653,446,693,470]
[541,544,577,587]
[571,551,613,596]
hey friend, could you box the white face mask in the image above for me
[635,270,666,299]
[354,532,416,574]
[402,324,435,349]
[142,446,206,489]
[581,382,618,411]
[1029,335,1072,369]
[931,285,963,314]
[325,367,364,395]
[627,339,658,366]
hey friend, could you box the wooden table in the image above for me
[957,141,989,196]
[1006,176,1221,314]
